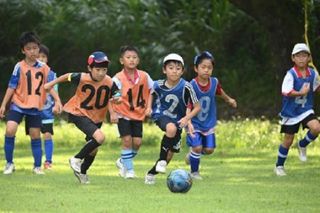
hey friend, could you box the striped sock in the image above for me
[4,136,15,163]
[44,139,53,163]
[31,139,42,167]
[299,131,317,148]
[276,145,289,166]
[190,151,201,172]
[121,149,134,171]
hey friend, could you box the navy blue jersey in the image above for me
[41,70,57,123]
[190,77,218,132]
[152,79,198,124]
[280,68,317,118]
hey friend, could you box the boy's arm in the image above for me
[108,103,118,124]
[49,89,63,114]
[219,89,237,108]
[145,92,153,117]
[44,73,70,91]
[0,88,15,118]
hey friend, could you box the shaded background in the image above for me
[0,0,319,119]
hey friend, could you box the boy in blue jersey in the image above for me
[0,32,62,175]
[185,51,237,180]
[274,43,320,176]
[144,53,201,184]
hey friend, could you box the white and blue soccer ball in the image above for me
[167,169,192,193]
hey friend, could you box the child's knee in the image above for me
[165,123,177,137]
[93,130,105,144]
[310,124,320,135]
[203,148,214,154]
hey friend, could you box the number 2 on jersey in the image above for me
[26,70,44,96]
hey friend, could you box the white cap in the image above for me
[163,53,184,66]
[292,43,310,55]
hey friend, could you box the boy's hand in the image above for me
[0,106,5,118]
[53,101,63,114]
[145,107,152,117]
[44,83,52,91]
[300,83,310,96]
[227,98,237,108]
[178,116,189,128]
[109,112,118,124]
[110,96,122,105]
[187,122,195,138]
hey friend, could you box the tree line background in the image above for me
[0,0,319,119]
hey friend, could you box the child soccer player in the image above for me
[44,51,121,184]
[109,45,153,179]
[0,31,62,175]
[144,53,201,185]
[274,43,320,176]
[26,44,58,170]
[185,51,237,180]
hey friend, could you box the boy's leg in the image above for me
[42,124,54,167]
[81,149,97,174]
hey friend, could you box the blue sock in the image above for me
[31,139,42,167]
[44,139,53,163]
[190,151,201,172]
[299,131,317,148]
[4,136,15,163]
[121,149,134,171]
[276,145,289,166]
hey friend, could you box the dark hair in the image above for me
[163,60,183,68]
[120,45,139,57]
[89,61,109,68]
[39,44,49,57]
[194,51,215,67]
[19,31,40,49]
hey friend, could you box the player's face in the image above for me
[22,42,39,62]
[163,62,184,84]
[38,53,48,64]
[195,59,213,80]
[120,50,139,70]
[292,51,310,69]
[89,67,108,82]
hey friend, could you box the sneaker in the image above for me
[3,163,15,175]
[274,166,286,176]
[185,153,190,165]
[116,158,126,177]
[125,170,136,179]
[44,161,52,170]
[155,160,167,173]
[297,145,307,162]
[191,172,203,180]
[74,171,90,184]
[69,157,82,173]
[144,173,155,185]
[33,167,45,175]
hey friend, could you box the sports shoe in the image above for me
[33,167,45,175]
[297,145,307,162]
[69,157,82,173]
[185,153,190,165]
[144,173,155,185]
[3,163,15,175]
[125,170,136,179]
[191,172,203,180]
[74,171,90,184]
[274,166,286,176]
[44,161,52,170]
[155,160,167,173]
[116,158,126,177]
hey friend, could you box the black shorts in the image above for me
[155,116,182,153]
[117,118,143,137]
[7,110,42,135]
[281,113,318,134]
[25,123,54,135]
[68,113,102,139]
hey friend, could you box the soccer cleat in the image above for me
[185,153,190,165]
[73,171,90,184]
[297,145,307,162]
[144,173,155,185]
[116,158,126,177]
[155,160,167,173]
[274,166,286,176]
[125,170,136,179]
[33,167,45,175]
[3,163,15,175]
[44,161,52,170]
[69,157,82,173]
[191,172,203,180]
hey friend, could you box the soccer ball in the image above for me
[167,169,192,193]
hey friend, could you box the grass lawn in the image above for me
[0,120,319,212]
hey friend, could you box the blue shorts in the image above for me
[6,110,42,129]
[186,132,216,149]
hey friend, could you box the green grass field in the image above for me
[0,119,319,212]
